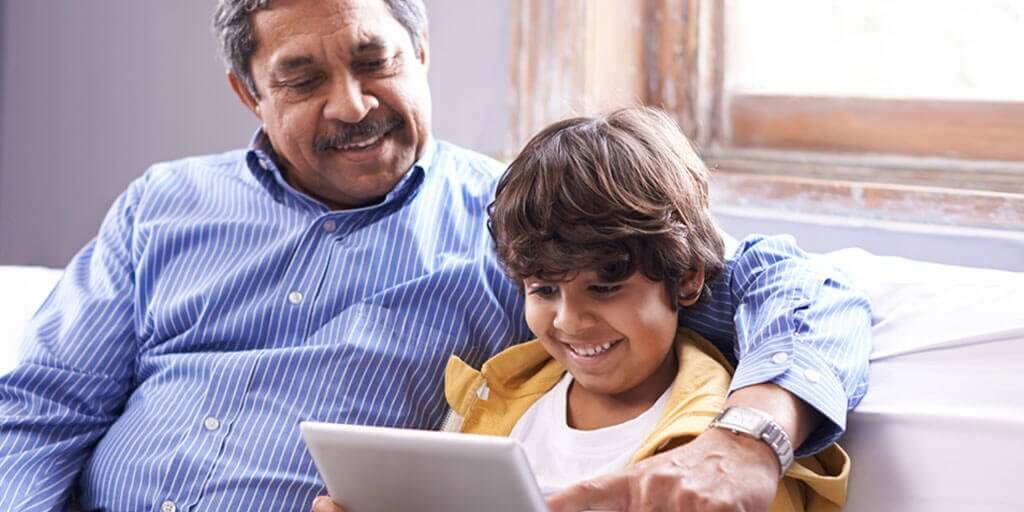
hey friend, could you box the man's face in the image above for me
[231,0,432,210]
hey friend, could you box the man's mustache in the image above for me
[314,116,404,153]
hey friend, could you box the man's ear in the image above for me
[417,31,430,69]
[228,71,262,119]
[677,262,706,308]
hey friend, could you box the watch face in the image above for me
[727,407,768,432]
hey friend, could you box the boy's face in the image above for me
[524,271,679,402]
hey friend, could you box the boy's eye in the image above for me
[528,285,558,298]
[590,284,621,295]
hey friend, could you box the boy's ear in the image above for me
[677,262,706,308]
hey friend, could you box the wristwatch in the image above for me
[708,406,794,477]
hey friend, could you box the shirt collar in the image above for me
[243,128,438,211]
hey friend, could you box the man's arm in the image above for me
[717,234,872,454]
[0,181,142,510]
[548,234,872,511]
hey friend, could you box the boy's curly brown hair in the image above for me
[488,107,725,307]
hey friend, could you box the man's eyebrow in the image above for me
[352,37,389,55]
[272,55,315,74]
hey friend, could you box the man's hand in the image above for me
[311,496,345,512]
[547,427,779,512]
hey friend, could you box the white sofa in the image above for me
[2,253,1022,511]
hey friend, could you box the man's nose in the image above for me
[324,75,379,123]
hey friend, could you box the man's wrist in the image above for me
[698,425,782,478]
[708,406,794,477]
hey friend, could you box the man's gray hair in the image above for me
[213,0,428,97]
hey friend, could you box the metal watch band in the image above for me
[707,406,795,477]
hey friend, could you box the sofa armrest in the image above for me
[818,249,1024,512]
[0,265,63,374]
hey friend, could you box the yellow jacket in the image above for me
[443,329,849,512]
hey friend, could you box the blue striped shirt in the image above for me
[0,135,870,511]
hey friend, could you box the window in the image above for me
[508,0,1024,230]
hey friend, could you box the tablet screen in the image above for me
[300,421,548,512]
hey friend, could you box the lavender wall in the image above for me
[425,0,510,157]
[0,2,256,266]
[0,0,510,267]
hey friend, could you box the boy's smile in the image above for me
[558,336,623,371]
[524,271,680,409]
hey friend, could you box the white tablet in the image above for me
[300,421,547,512]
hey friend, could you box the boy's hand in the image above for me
[546,427,778,512]
[311,496,346,512]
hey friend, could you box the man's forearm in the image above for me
[726,382,822,450]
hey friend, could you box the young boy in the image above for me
[441,107,850,511]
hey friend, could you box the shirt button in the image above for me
[323,220,337,233]
[771,352,789,365]
[288,291,303,305]
[203,416,221,431]
[804,369,821,383]
[161,500,177,512]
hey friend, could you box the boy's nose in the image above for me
[552,300,596,335]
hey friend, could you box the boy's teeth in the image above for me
[569,340,616,357]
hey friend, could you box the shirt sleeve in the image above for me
[724,235,871,456]
[0,178,143,510]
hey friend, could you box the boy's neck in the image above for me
[565,351,679,431]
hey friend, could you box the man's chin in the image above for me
[316,171,409,210]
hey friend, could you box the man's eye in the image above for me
[286,77,321,91]
[358,58,391,71]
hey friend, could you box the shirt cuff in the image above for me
[728,337,847,457]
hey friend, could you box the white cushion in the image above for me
[0,266,63,374]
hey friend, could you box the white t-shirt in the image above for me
[508,372,673,495]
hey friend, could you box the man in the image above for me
[0,0,870,511]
